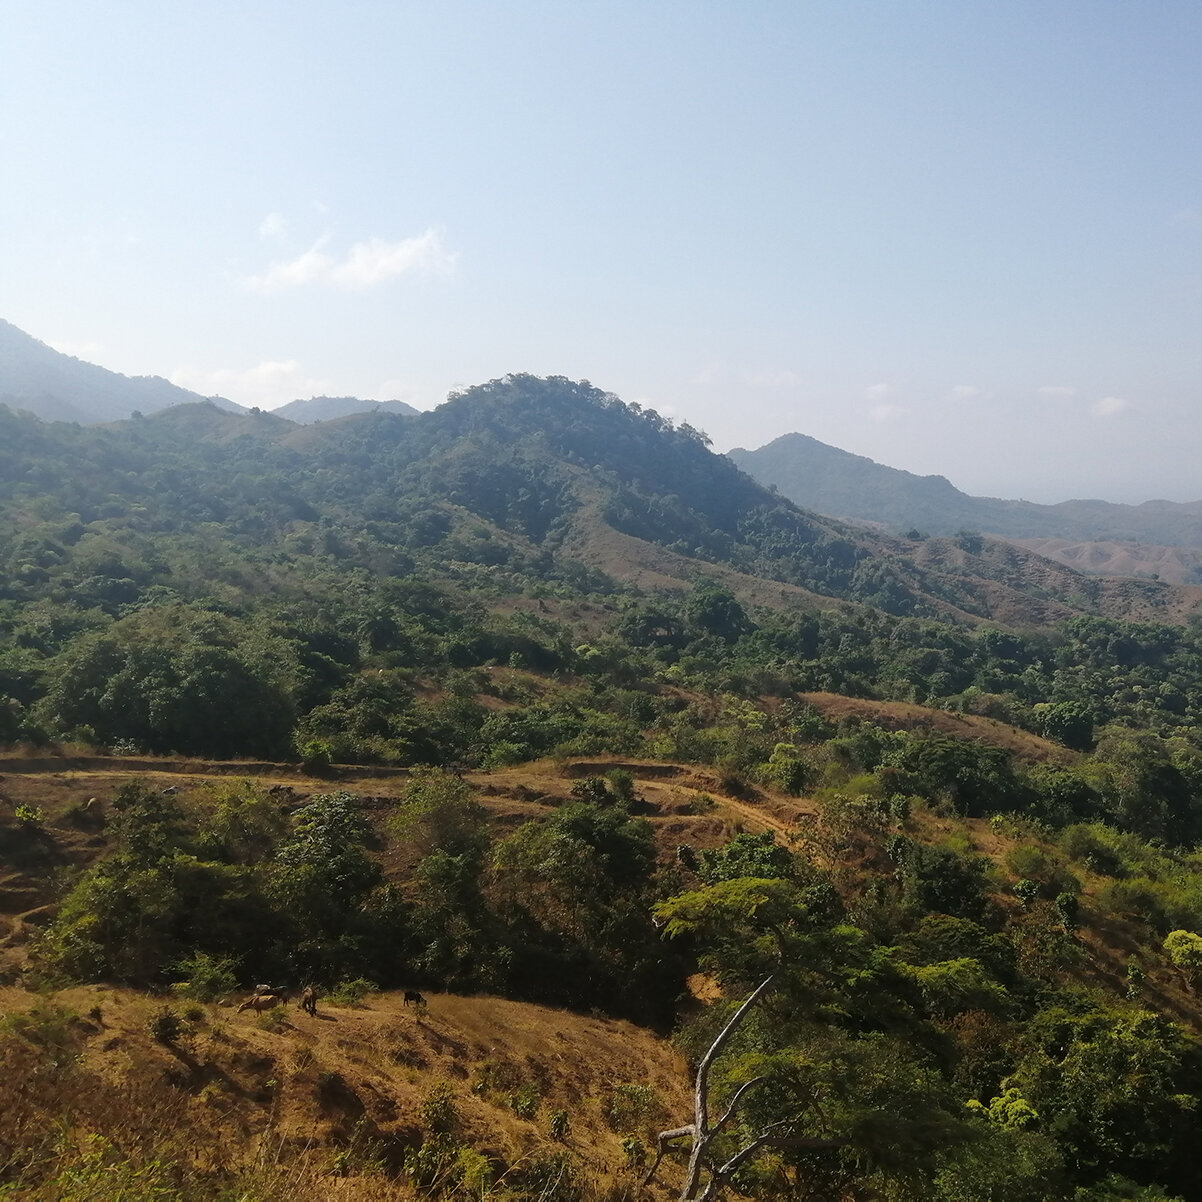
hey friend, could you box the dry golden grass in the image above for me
[0,983,691,1199]
[799,691,1074,765]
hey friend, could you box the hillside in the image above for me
[6,738,1202,1198]
[0,981,690,1201]
[1013,536,1202,585]
[271,395,420,423]
[7,375,1202,770]
[730,431,1202,553]
[0,319,243,424]
[10,371,1202,1195]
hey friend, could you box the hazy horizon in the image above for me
[5,3,1202,505]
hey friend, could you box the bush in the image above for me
[606,768,636,805]
[570,777,613,806]
[328,977,378,1007]
[621,1136,647,1168]
[297,738,333,774]
[605,1083,659,1133]
[169,952,238,1002]
[508,1081,541,1119]
[420,1081,458,1135]
[1,1001,78,1066]
[149,1006,183,1044]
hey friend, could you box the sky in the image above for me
[3,2,1202,504]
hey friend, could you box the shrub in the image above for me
[149,1006,183,1044]
[256,1007,289,1034]
[1,1001,78,1066]
[606,768,636,805]
[421,1081,458,1134]
[297,738,333,774]
[508,1081,541,1119]
[169,952,238,1002]
[605,1083,658,1133]
[570,777,612,806]
[621,1136,647,1168]
[504,1151,578,1202]
[328,977,378,1007]
[549,1108,570,1140]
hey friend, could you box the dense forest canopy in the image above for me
[5,375,1202,1198]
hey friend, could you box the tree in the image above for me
[648,877,962,1199]
[643,974,847,1201]
[1162,930,1202,991]
[489,801,669,1018]
[268,792,383,980]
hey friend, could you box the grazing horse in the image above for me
[238,992,285,1014]
[299,985,318,1016]
[403,989,426,1008]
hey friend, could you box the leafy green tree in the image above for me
[389,769,493,991]
[37,608,297,756]
[699,831,793,884]
[1035,701,1095,750]
[267,792,383,980]
[686,583,751,644]
[1162,930,1202,990]
[1008,1005,1202,1194]
[491,801,670,1019]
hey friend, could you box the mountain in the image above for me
[0,319,243,423]
[270,395,419,423]
[729,432,1202,551]
[37,374,1192,630]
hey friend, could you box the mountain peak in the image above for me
[0,318,240,424]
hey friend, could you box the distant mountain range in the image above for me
[2,374,1198,630]
[6,314,1202,580]
[729,433,1202,557]
[0,319,416,427]
[0,319,233,423]
[270,395,419,423]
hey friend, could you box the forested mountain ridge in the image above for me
[731,430,1202,550]
[8,373,1202,764]
[4,374,1199,630]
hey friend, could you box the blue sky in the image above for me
[3,2,1202,503]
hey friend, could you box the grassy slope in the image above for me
[0,981,689,1196]
[4,736,1202,1191]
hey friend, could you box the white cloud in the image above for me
[869,402,906,422]
[170,360,331,408]
[864,382,891,401]
[332,231,454,286]
[1092,395,1132,418]
[258,212,289,241]
[245,228,455,293]
[245,240,335,292]
[948,384,986,401]
[1038,385,1077,400]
